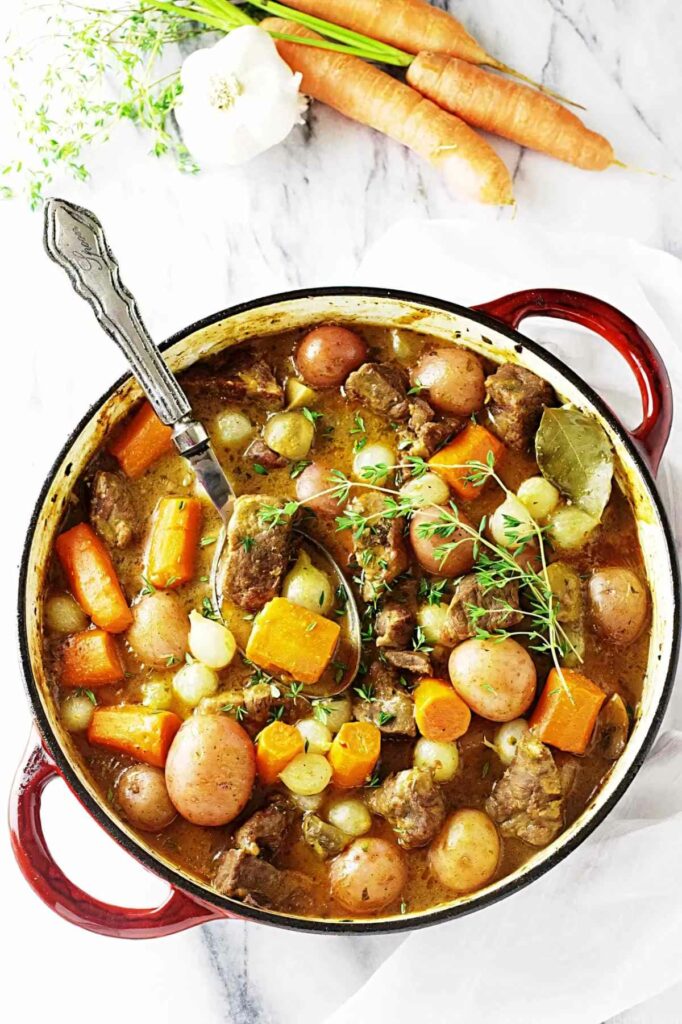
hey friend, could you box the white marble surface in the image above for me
[2,1,682,1022]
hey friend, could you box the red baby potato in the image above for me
[296,461,347,516]
[295,325,368,388]
[413,348,485,416]
[165,714,256,826]
[409,506,476,577]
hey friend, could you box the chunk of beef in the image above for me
[367,768,446,849]
[244,437,288,470]
[344,362,409,420]
[352,660,416,736]
[397,398,465,463]
[485,364,555,450]
[375,579,417,649]
[234,798,295,857]
[184,352,283,407]
[243,681,274,726]
[348,492,409,602]
[221,494,292,612]
[486,733,563,847]
[383,649,432,675]
[89,470,137,548]
[442,574,523,646]
[301,814,350,859]
[213,849,313,912]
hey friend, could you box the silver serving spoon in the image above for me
[43,197,360,697]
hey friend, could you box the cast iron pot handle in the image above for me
[10,732,223,938]
[473,289,673,477]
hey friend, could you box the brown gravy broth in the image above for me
[42,324,650,919]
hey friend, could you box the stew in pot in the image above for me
[42,322,651,919]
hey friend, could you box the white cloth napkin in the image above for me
[324,221,682,1024]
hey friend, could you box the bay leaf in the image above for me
[535,407,614,520]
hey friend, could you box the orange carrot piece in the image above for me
[245,597,341,686]
[256,720,305,784]
[329,721,381,788]
[284,0,491,65]
[55,522,133,633]
[146,497,202,589]
[87,706,182,767]
[109,401,174,479]
[530,668,607,755]
[429,423,506,500]
[414,678,471,742]
[263,18,513,206]
[60,629,124,688]
[407,54,613,171]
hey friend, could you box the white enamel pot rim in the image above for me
[12,285,680,938]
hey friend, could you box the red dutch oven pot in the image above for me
[9,287,680,938]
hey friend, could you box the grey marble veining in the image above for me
[2,2,682,1023]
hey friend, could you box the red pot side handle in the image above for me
[473,288,673,477]
[9,733,224,939]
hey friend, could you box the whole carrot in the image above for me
[281,0,573,100]
[283,0,491,65]
[263,18,513,205]
[408,53,614,170]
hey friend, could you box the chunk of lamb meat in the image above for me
[383,649,432,675]
[213,849,313,912]
[485,364,555,450]
[442,574,523,646]
[243,682,274,726]
[244,437,288,470]
[349,492,409,602]
[234,797,295,857]
[486,733,563,847]
[89,470,137,548]
[375,579,417,649]
[302,814,350,859]
[220,494,292,612]
[368,768,446,849]
[344,362,409,420]
[352,660,415,736]
[397,398,465,463]
[183,352,283,407]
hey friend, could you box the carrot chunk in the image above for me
[109,401,174,479]
[256,720,306,785]
[146,497,202,589]
[87,706,182,767]
[414,678,471,742]
[60,629,124,687]
[530,668,607,755]
[55,522,132,633]
[245,597,341,686]
[429,423,506,500]
[329,721,381,789]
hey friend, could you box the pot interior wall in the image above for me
[22,292,677,928]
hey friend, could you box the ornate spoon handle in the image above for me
[43,197,191,426]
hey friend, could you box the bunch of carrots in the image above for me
[243,0,616,205]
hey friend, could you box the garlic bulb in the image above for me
[176,26,307,166]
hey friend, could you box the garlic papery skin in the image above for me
[176,26,307,167]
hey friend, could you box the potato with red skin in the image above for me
[588,567,648,645]
[410,505,475,577]
[295,325,368,388]
[165,715,256,826]
[330,838,407,914]
[116,764,176,832]
[295,461,347,516]
[448,637,536,722]
[413,348,485,416]
[127,591,189,669]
